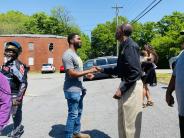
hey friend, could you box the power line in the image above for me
[123,0,140,18]
[131,0,163,23]
[132,0,157,22]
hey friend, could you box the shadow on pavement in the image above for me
[49,124,111,138]
[49,124,65,138]
[82,129,111,138]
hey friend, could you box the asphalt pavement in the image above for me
[1,72,179,138]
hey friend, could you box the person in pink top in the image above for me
[0,72,11,135]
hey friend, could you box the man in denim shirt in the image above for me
[62,33,96,138]
[166,32,184,138]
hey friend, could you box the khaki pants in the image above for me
[118,80,143,138]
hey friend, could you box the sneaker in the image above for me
[73,133,90,138]
[8,125,24,138]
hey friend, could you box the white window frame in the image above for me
[48,58,54,64]
[28,57,34,65]
[28,42,34,51]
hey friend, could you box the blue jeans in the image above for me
[64,91,85,138]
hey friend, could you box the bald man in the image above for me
[97,23,143,138]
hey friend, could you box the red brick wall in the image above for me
[0,35,69,72]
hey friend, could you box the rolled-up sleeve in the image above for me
[62,54,74,70]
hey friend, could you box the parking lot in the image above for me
[1,72,179,138]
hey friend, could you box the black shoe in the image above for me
[113,94,121,100]
[142,103,147,108]
[8,125,24,138]
[147,101,154,106]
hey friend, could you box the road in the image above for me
[1,73,179,138]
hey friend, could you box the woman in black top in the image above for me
[141,45,158,107]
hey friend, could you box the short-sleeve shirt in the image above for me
[173,50,184,116]
[62,49,84,93]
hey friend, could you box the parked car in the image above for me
[60,65,65,73]
[169,56,177,70]
[41,63,56,73]
[83,56,118,80]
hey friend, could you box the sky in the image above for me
[0,0,184,36]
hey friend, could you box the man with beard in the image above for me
[62,33,97,138]
[0,41,28,138]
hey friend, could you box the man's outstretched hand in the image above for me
[94,66,102,72]
[86,73,95,80]
[89,66,98,73]
[85,66,103,80]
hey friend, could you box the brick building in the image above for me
[0,34,69,72]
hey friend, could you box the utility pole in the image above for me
[112,4,123,56]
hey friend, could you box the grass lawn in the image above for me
[28,72,171,84]
[157,73,172,84]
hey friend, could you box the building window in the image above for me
[28,43,34,51]
[28,57,34,65]
[3,42,7,49]
[48,43,54,51]
[48,58,54,64]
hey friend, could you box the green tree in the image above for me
[131,21,158,48]
[25,10,80,36]
[77,33,91,61]
[51,6,80,35]
[24,12,64,34]
[150,12,184,68]
[0,9,90,61]
[91,22,116,57]
[51,6,72,25]
[0,10,29,34]
[91,16,128,58]
[157,12,184,36]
